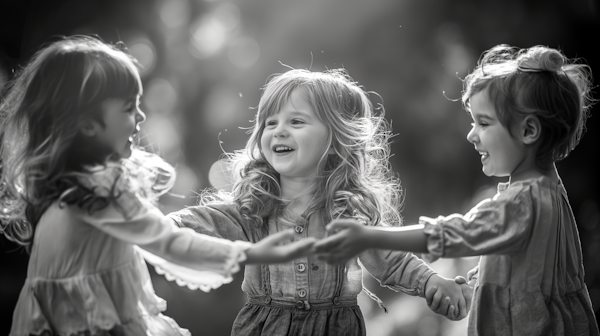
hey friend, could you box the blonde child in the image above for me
[314,45,599,335]
[0,36,315,336]
[168,68,471,336]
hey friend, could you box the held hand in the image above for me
[245,229,316,265]
[424,274,468,321]
[455,275,474,315]
[313,219,369,264]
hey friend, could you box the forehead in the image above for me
[265,88,315,117]
[469,91,497,119]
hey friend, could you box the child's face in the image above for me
[93,96,145,159]
[466,91,525,177]
[261,88,330,179]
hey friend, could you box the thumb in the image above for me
[454,276,468,285]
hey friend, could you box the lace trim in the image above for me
[138,240,252,292]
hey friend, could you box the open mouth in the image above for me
[273,145,294,153]
[478,151,489,160]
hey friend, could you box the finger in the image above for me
[447,305,456,320]
[439,296,451,315]
[454,276,467,284]
[263,229,295,245]
[313,235,345,253]
[425,285,437,306]
[283,238,317,258]
[430,288,442,311]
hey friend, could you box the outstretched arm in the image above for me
[314,219,428,264]
[244,229,316,264]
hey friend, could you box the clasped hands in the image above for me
[311,218,475,321]
[255,220,474,321]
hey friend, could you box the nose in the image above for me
[466,125,478,144]
[273,123,288,138]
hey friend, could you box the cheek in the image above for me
[260,135,270,152]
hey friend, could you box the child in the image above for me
[0,36,315,336]
[314,45,599,335]
[167,68,471,336]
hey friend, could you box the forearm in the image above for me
[365,224,429,253]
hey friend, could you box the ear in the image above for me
[520,115,541,145]
[80,120,100,137]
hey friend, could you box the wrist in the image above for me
[363,226,378,249]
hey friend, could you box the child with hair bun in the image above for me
[315,44,599,335]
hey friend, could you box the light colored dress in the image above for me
[169,204,436,336]
[421,176,599,336]
[10,168,251,336]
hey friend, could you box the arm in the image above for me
[316,187,534,262]
[80,193,314,290]
[314,220,428,263]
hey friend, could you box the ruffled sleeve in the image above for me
[74,167,252,291]
[419,182,535,263]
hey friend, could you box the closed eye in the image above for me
[265,120,277,127]
[291,119,305,125]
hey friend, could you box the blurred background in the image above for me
[1,0,598,335]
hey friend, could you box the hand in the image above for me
[424,274,468,321]
[245,229,316,264]
[313,219,369,264]
[455,275,474,315]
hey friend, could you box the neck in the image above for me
[279,175,316,215]
[510,162,559,184]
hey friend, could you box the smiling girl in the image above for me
[314,45,599,335]
[0,36,315,336]
[168,68,471,336]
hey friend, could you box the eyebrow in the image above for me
[267,110,313,119]
[470,111,494,121]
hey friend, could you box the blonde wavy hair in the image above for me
[0,36,174,251]
[203,68,402,228]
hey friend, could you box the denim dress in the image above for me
[421,176,599,336]
[169,204,436,336]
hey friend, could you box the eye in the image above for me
[265,120,277,127]
[291,119,305,125]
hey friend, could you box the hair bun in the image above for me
[517,46,564,73]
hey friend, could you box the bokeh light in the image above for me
[228,36,260,68]
[1,0,598,335]
[158,0,192,29]
[127,36,157,77]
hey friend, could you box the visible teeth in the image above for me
[479,151,488,158]
[274,146,293,152]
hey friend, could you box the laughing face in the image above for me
[466,91,526,177]
[260,88,330,179]
[93,96,145,159]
